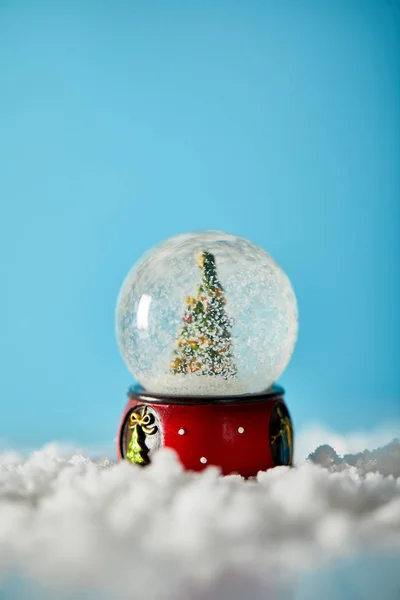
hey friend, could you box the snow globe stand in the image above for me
[117,384,293,478]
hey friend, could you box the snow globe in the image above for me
[116,230,298,477]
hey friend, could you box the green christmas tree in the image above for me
[170,250,237,379]
[126,407,157,466]
[126,424,149,465]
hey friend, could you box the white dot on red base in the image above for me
[238,427,245,434]
[200,457,207,464]
[178,429,185,435]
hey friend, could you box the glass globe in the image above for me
[116,231,298,396]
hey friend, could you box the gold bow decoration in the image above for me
[129,406,158,436]
[271,418,291,444]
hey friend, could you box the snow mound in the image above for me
[0,441,399,599]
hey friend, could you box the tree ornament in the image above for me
[186,297,197,307]
[196,252,205,269]
[189,359,202,373]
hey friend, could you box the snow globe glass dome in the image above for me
[116,230,298,397]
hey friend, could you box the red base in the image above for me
[117,386,293,478]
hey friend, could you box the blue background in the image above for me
[0,0,399,450]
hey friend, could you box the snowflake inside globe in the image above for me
[116,231,298,396]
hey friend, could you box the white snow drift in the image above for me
[0,439,399,600]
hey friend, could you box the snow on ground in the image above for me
[294,421,400,464]
[0,437,399,600]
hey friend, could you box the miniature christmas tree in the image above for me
[170,250,237,379]
[126,406,157,466]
